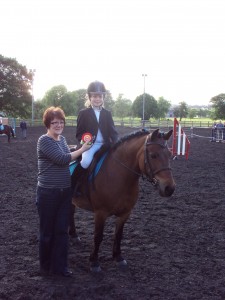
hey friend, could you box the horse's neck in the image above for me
[112,138,144,169]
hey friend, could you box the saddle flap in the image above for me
[69,152,108,179]
[69,161,79,175]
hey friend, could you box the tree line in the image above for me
[0,54,224,121]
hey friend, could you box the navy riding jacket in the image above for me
[76,107,119,144]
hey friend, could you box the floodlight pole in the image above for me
[30,69,36,126]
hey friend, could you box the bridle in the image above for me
[144,135,172,186]
[112,134,172,186]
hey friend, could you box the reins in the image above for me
[112,155,142,177]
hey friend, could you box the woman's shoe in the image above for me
[61,269,73,277]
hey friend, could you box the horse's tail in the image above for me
[10,126,15,137]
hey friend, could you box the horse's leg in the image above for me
[8,133,10,143]
[68,204,81,244]
[89,211,107,272]
[113,213,130,267]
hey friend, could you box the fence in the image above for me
[18,118,215,129]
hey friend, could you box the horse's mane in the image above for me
[112,130,150,151]
[90,130,150,172]
[89,130,149,177]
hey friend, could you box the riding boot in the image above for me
[71,163,87,196]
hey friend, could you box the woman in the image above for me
[36,106,92,277]
[73,80,119,192]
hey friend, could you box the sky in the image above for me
[1,0,225,106]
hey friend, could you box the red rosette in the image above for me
[81,132,93,144]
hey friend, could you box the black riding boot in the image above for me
[71,163,87,196]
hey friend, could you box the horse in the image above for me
[69,128,176,272]
[0,125,15,142]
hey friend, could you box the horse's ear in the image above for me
[163,129,173,140]
[150,129,159,141]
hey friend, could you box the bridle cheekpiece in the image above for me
[144,134,171,186]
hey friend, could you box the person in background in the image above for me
[0,117,3,131]
[73,80,119,194]
[20,120,27,139]
[216,120,224,128]
[216,120,224,140]
[36,106,92,277]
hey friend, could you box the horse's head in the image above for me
[142,128,175,197]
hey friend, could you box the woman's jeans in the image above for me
[36,186,72,273]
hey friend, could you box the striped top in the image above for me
[37,134,72,189]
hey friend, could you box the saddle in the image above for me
[69,151,108,179]
[69,144,110,183]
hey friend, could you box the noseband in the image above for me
[144,135,172,186]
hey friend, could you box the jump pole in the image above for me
[172,118,190,160]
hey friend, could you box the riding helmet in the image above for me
[87,81,107,98]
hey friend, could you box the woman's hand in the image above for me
[70,141,92,161]
[80,140,93,152]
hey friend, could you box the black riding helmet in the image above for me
[87,81,107,98]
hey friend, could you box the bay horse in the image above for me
[69,128,175,272]
[0,125,15,142]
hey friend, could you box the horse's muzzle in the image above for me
[159,182,175,197]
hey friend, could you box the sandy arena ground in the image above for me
[1,126,225,300]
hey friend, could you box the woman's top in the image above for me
[37,134,72,189]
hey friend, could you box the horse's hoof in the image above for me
[90,263,102,273]
[69,236,81,245]
[118,259,127,266]
[90,266,102,272]
[117,259,127,267]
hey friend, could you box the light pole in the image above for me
[30,69,36,126]
[142,74,147,128]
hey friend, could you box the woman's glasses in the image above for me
[50,121,65,126]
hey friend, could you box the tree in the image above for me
[41,85,78,116]
[34,99,46,119]
[210,94,225,119]
[73,89,86,115]
[188,108,197,119]
[0,54,33,117]
[104,92,115,113]
[132,94,158,120]
[173,101,189,121]
[60,92,76,116]
[113,94,132,120]
[42,85,67,107]
[196,108,209,118]
[157,97,171,119]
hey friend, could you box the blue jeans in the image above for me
[36,186,72,273]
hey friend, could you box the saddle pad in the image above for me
[69,152,108,178]
[91,152,108,178]
[69,161,79,175]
